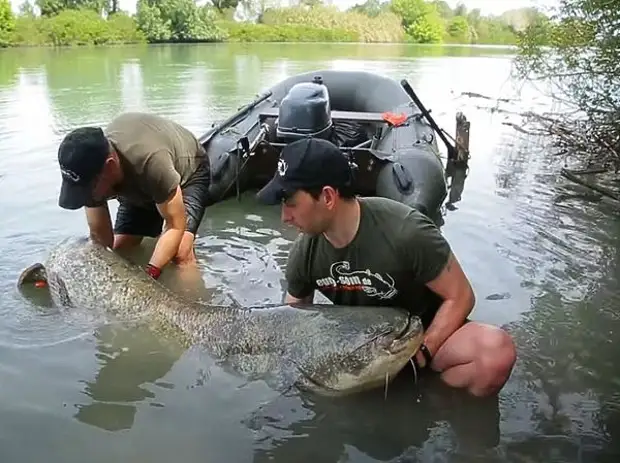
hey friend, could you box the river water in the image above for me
[0,42,618,462]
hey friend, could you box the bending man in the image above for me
[56,112,211,280]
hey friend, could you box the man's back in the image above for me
[105,112,204,205]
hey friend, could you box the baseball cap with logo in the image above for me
[57,127,110,210]
[256,137,353,205]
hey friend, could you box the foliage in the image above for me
[348,0,391,18]
[9,9,145,46]
[515,0,620,171]
[391,0,443,43]
[445,15,470,43]
[219,20,359,42]
[259,5,404,43]
[1,0,549,47]
[0,0,15,47]
[135,0,227,42]
[36,0,108,17]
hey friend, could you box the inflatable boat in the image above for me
[199,70,457,222]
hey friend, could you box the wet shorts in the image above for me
[113,148,211,238]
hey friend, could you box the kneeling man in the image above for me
[256,138,517,397]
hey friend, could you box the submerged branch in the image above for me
[560,168,620,201]
[518,109,620,173]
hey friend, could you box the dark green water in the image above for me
[1,42,619,462]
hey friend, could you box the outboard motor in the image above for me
[277,75,333,142]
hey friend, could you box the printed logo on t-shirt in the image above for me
[315,261,398,300]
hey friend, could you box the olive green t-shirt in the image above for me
[104,112,204,206]
[285,197,452,320]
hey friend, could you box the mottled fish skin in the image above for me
[36,236,424,396]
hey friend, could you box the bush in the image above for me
[259,5,404,43]
[0,0,15,47]
[8,9,145,46]
[219,20,359,42]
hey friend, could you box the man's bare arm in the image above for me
[150,185,187,270]
[85,204,114,248]
[420,252,475,363]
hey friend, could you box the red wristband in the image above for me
[145,264,161,280]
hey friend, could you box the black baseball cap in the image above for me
[256,138,353,205]
[57,127,110,210]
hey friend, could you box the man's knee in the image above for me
[476,325,517,394]
[479,326,516,370]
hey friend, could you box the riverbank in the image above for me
[0,3,541,48]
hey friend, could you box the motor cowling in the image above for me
[277,76,333,142]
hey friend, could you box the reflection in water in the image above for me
[247,371,502,462]
[444,161,469,210]
[74,323,185,432]
[120,60,145,111]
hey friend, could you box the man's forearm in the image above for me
[85,206,114,249]
[91,229,114,249]
[148,227,185,270]
[423,296,473,356]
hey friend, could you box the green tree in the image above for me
[136,0,226,42]
[36,0,109,16]
[446,15,470,43]
[391,0,444,43]
[431,0,452,19]
[0,0,15,47]
[135,0,172,40]
[211,0,239,14]
[348,0,389,17]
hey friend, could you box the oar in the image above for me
[400,79,457,161]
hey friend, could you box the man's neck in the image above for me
[112,151,125,185]
[322,198,361,249]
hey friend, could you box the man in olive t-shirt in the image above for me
[256,138,516,398]
[285,195,451,328]
[56,112,211,280]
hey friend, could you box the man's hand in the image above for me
[85,203,114,248]
[148,185,187,272]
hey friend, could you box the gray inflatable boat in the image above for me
[198,69,451,221]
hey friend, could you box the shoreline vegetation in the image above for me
[0,0,550,47]
[513,0,620,201]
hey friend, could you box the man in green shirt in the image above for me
[56,112,211,280]
[256,138,516,398]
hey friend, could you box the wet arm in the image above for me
[85,204,114,248]
[400,212,475,366]
[420,252,475,364]
[150,185,186,270]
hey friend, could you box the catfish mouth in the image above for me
[17,262,53,307]
[18,262,47,287]
[296,314,424,397]
[387,314,424,355]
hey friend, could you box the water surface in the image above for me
[1,42,619,462]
